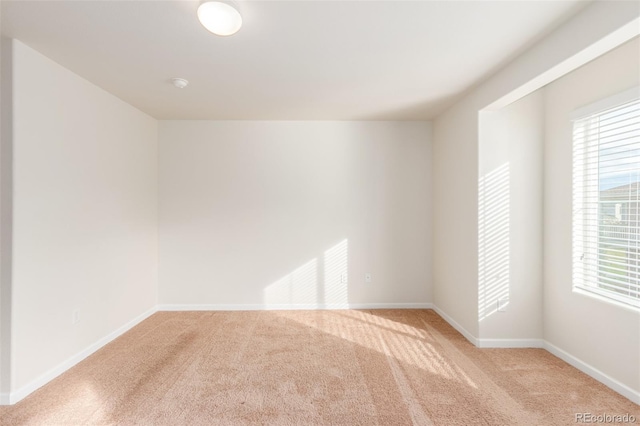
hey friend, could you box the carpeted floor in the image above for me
[0,309,638,425]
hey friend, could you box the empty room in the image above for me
[0,0,639,424]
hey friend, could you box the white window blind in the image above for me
[572,89,640,308]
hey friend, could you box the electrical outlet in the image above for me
[365,273,372,283]
[72,309,80,324]
[341,273,348,283]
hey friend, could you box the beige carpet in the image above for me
[1,309,638,425]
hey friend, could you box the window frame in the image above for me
[571,86,640,310]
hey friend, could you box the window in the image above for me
[573,88,640,308]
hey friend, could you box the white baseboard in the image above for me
[477,338,544,348]
[158,303,433,311]
[348,303,434,310]
[544,341,640,405]
[429,306,639,403]
[430,305,478,346]
[7,306,157,405]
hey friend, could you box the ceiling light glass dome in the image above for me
[197,1,242,37]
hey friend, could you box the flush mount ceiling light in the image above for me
[197,0,242,36]
[171,78,189,89]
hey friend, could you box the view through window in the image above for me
[573,91,640,308]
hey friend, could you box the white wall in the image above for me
[0,36,13,401]
[544,37,640,394]
[478,91,544,341]
[432,0,638,341]
[159,121,431,308]
[432,105,480,336]
[10,40,158,393]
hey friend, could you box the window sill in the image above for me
[573,286,640,313]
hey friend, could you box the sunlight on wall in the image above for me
[264,259,318,308]
[324,239,349,308]
[263,239,349,308]
[478,163,510,321]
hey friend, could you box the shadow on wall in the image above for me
[264,239,349,308]
[478,163,510,321]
